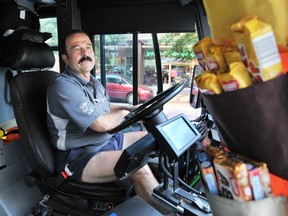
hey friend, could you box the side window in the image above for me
[39,17,59,72]
[115,77,121,83]
[120,78,127,85]
[108,77,118,83]
[107,77,112,83]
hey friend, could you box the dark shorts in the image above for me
[55,133,124,182]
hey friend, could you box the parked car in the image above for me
[96,74,154,104]
[107,66,125,74]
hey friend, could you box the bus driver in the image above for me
[46,30,173,215]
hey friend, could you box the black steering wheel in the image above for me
[108,82,186,134]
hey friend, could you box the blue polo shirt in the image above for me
[47,66,113,151]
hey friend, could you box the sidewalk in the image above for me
[163,100,202,121]
[154,84,191,103]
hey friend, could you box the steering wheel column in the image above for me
[142,110,168,133]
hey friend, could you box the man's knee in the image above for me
[131,165,154,182]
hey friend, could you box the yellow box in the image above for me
[231,16,283,83]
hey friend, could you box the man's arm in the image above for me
[89,108,129,132]
[110,104,134,112]
[89,103,141,132]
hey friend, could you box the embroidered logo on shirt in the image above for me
[80,102,95,114]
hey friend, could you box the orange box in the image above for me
[269,174,288,215]
[270,174,288,197]
[280,51,288,74]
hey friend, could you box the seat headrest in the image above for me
[8,40,55,71]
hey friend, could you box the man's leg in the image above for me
[123,132,173,215]
[81,131,147,183]
[81,131,173,214]
[130,163,173,215]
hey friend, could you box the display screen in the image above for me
[154,114,200,159]
[161,117,197,151]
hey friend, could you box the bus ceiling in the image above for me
[34,0,210,37]
[35,0,199,33]
[77,0,197,34]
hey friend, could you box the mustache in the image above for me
[78,56,92,64]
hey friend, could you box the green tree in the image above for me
[159,33,198,61]
[40,18,58,46]
[94,34,128,71]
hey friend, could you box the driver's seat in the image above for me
[9,40,133,215]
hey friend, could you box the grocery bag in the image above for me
[202,74,288,180]
[203,0,288,47]
[203,186,287,216]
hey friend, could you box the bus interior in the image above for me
[0,0,287,215]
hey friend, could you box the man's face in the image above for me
[62,33,95,75]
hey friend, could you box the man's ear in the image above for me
[62,54,69,64]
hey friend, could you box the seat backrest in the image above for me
[9,40,60,177]
[11,71,60,177]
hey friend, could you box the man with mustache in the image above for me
[46,30,173,215]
